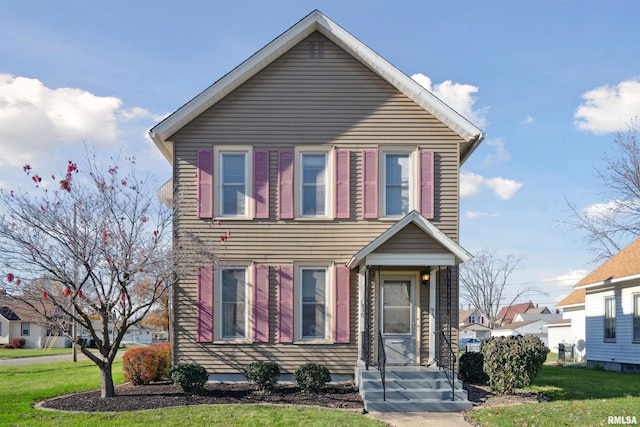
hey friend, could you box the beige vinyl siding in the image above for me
[170,32,462,372]
[375,222,451,254]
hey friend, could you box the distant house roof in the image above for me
[556,289,585,308]
[459,309,476,322]
[0,296,49,323]
[493,319,539,331]
[546,318,572,328]
[575,237,640,288]
[496,302,535,324]
[149,9,485,165]
[515,313,562,323]
[460,323,491,331]
[526,307,550,315]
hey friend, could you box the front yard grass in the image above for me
[0,359,381,427]
[467,365,640,427]
[0,347,73,358]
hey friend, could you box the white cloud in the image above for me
[411,73,488,128]
[485,177,523,200]
[466,211,499,219]
[482,138,511,166]
[522,115,534,125]
[461,172,523,200]
[0,74,160,170]
[574,78,640,134]
[583,199,639,220]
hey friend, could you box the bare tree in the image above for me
[564,118,640,261]
[0,151,225,398]
[460,248,535,329]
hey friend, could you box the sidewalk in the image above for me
[367,411,474,427]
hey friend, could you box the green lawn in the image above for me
[467,365,640,427]
[0,358,381,427]
[0,348,73,358]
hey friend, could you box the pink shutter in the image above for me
[253,265,269,342]
[277,265,294,343]
[334,149,350,219]
[278,150,294,219]
[419,150,434,219]
[362,150,378,219]
[197,265,213,342]
[254,150,270,219]
[197,149,213,218]
[334,265,350,343]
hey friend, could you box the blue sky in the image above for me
[1,0,639,308]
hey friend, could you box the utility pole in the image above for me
[72,205,77,363]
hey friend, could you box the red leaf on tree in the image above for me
[121,180,127,186]
[63,288,71,297]
[23,164,32,172]
[32,175,42,183]
[77,290,83,298]
[43,291,48,300]
[15,279,21,286]
[6,273,14,282]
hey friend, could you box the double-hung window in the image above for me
[633,294,640,343]
[383,152,412,217]
[300,267,327,340]
[220,268,248,340]
[21,322,30,336]
[604,296,616,341]
[214,147,253,219]
[300,153,328,217]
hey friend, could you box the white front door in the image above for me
[380,279,416,365]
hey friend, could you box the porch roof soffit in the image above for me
[346,210,472,269]
[148,9,485,165]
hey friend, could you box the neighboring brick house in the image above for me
[149,10,484,382]
[495,302,535,328]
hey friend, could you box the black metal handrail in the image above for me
[361,330,370,370]
[377,330,386,401]
[438,330,456,401]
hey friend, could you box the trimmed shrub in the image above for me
[294,363,331,392]
[458,351,489,384]
[150,343,172,381]
[123,347,161,385]
[168,363,208,395]
[10,338,25,349]
[481,335,549,394]
[243,361,280,392]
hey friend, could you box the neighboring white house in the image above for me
[491,319,549,346]
[575,238,640,373]
[0,295,70,349]
[547,288,586,360]
[459,323,491,341]
[459,308,490,328]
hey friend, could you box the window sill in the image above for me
[295,339,333,345]
[604,339,617,343]
[213,339,252,345]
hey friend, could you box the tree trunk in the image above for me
[99,360,115,398]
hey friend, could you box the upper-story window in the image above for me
[383,151,412,217]
[301,153,328,216]
[213,146,253,219]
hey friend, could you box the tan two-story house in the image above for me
[150,10,484,410]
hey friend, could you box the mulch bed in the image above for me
[37,380,542,413]
[37,381,365,413]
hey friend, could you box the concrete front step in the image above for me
[356,366,472,413]
[365,398,473,413]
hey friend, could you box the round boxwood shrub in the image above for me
[243,361,280,392]
[294,363,331,392]
[458,351,489,384]
[480,335,549,394]
[168,363,208,395]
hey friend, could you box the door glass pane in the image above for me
[221,153,246,215]
[301,268,326,338]
[222,268,246,338]
[383,282,411,334]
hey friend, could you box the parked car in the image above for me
[459,338,482,352]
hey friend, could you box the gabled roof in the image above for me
[556,288,585,308]
[346,210,472,269]
[575,238,640,289]
[149,10,485,164]
[496,302,535,324]
[0,306,20,321]
[526,306,550,315]
[459,307,486,322]
[493,319,540,331]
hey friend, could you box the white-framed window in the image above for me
[295,147,334,219]
[604,296,616,342]
[214,146,253,219]
[215,266,251,342]
[380,148,416,218]
[633,294,640,343]
[301,268,327,339]
[21,322,30,336]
